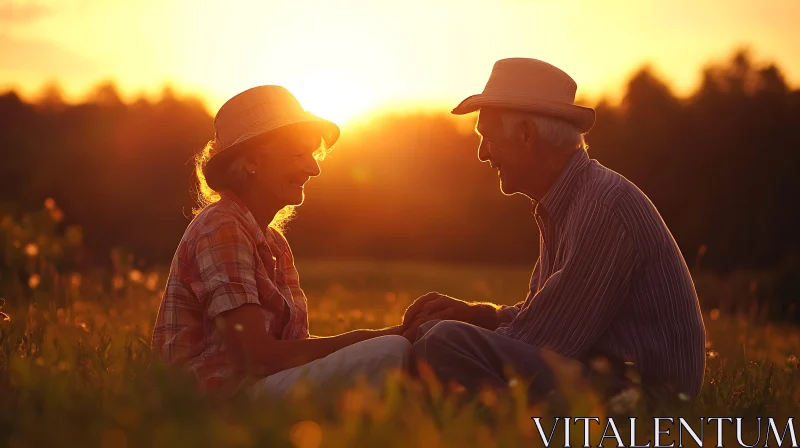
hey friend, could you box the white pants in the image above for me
[248,335,411,399]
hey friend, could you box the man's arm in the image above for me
[499,201,639,359]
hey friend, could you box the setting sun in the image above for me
[290,74,377,125]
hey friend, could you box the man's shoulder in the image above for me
[570,160,660,231]
[579,160,652,209]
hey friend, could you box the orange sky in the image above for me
[1,0,799,123]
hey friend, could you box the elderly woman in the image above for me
[152,86,411,398]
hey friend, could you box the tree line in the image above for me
[0,50,798,278]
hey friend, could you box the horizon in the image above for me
[0,45,792,130]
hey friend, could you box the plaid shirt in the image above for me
[151,192,309,391]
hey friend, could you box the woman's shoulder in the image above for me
[181,200,251,246]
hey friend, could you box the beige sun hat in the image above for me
[206,85,340,171]
[452,58,595,133]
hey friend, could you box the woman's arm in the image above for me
[218,303,404,376]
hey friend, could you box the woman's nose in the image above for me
[304,156,322,177]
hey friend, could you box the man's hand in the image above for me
[403,292,474,326]
[403,292,513,334]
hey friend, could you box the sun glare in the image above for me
[290,74,376,125]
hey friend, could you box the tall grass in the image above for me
[1,202,799,447]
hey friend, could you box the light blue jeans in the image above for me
[248,335,411,399]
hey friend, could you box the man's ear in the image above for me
[521,119,538,148]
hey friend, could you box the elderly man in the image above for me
[403,58,706,402]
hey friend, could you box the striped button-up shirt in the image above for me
[496,150,706,396]
[151,192,309,392]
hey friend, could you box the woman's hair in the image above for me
[192,129,332,233]
[499,110,588,151]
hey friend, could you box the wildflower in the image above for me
[290,420,323,448]
[452,384,467,395]
[340,389,365,414]
[23,243,39,257]
[710,308,720,320]
[70,273,82,289]
[480,388,498,407]
[44,198,56,210]
[128,269,143,283]
[50,208,64,223]
[28,274,41,289]
[144,272,159,291]
[707,350,719,360]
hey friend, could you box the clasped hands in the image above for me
[399,292,475,342]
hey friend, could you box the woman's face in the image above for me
[245,130,323,208]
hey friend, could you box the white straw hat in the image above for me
[452,58,595,133]
[207,85,340,171]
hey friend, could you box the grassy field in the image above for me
[1,209,800,447]
[1,257,799,447]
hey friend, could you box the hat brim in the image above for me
[451,93,595,133]
[207,114,340,172]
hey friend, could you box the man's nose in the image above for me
[478,139,491,163]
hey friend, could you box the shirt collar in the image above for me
[218,190,268,246]
[533,150,591,223]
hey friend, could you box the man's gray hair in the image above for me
[500,110,587,150]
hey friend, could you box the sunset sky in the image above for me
[1,0,798,123]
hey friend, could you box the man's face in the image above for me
[475,110,536,196]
